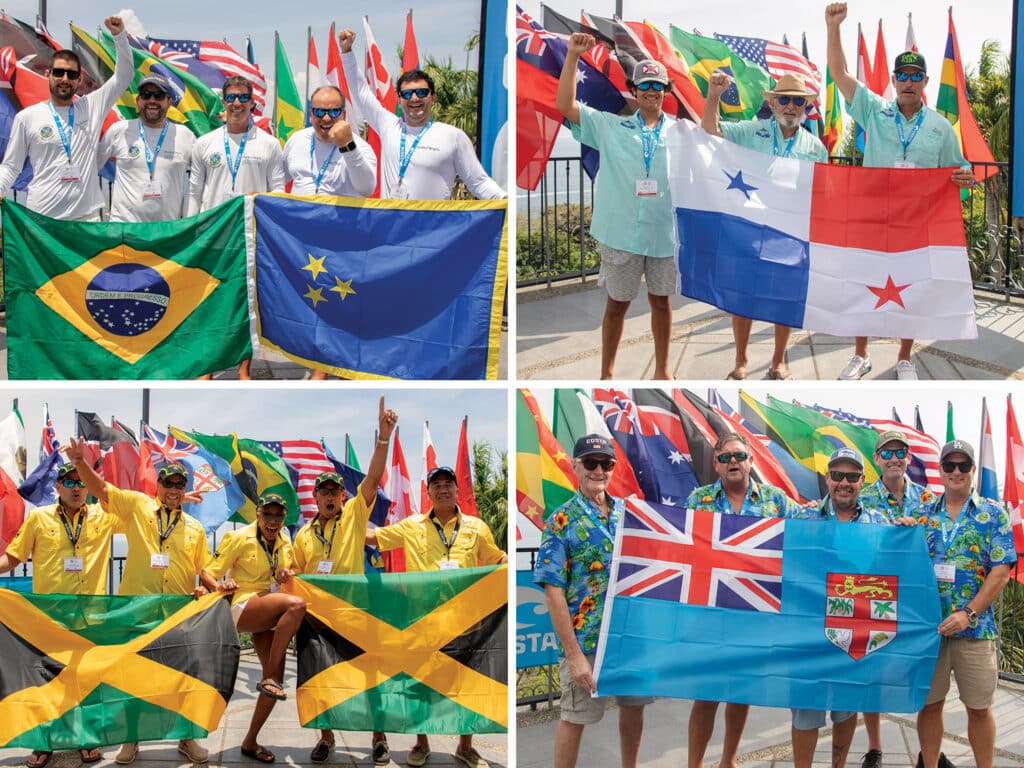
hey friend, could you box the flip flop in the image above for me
[726,366,747,381]
[241,746,275,764]
[26,751,52,768]
[765,368,794,381]
[255,679,286,701]
[80,749,102,764]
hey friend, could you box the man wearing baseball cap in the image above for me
[292,396,396,765]
[556,31,677,381]
[826,3,974,382]
[63,437,219,764]
[534,433,650,768]
[701,72,828,382]
[99,73,196,222]
[686,433,801,768]
[915,440,1015,768]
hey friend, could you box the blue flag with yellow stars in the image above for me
[252,194,507,380]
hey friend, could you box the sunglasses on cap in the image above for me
[138,90,168,100]
[311,107,343,118]
[776,95,806,107]
[580,457,615,471]
[50,67,80,80]
[877,448,909,460]
[160,478,187,489]
[223,92,252,103]
[894,71,926,82]
[61,478,86,488]
[716,451,749,464]
[635,81,666,92]
[941,460,973,473]
[398,87,431,99]
[829,470,863,483]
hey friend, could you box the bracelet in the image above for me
[377,438,390,446]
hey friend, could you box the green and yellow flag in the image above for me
[0,590,239,750]
[237,439,301,525]
[516,389,577,531]
[290,567,507,734]
[3,199,251,379]
[274,33,304,144]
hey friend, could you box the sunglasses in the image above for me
[316,485,344,495]
[894,71,926,82]
[635,81,667,92]
[941,460,973,474]
[138,90,168,100]
[398,87,431,99]
[311,107,344,118]
[580,457,615,471]
[60,478,86,488]
[50,67,80,80]
[223,92,252,103]
[877,448,909,460]
[261,512,286,521]
[160,478,188,489]
[776,95,807,107]
[716,451,749,464]
[829,470,863,483]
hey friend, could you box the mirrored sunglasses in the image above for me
[894,71,926,82]
[877,448,909,460]
[776,95,807,107]
[61,478,86,488]
[50,67,80,80]
[311,107,343,118]
[716,451,749,464]
[636,81,666,92]
[223,92,252,103]
[829,470,863,483]
[398,87,431,99]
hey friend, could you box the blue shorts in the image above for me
[791,708,857,731]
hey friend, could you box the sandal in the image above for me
[80,749,102,764]
[765,367,794,381]
[241,745,275,764]
[26,751,52,768]
[310,738,333,764]
[726,366,747,380]
[255,679,286,701]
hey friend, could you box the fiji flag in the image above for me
[594,499,940,712]
[666,122,976,341]
[253,195,508,380]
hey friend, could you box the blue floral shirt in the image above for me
[789,497,890,524]
[686,479,799,518]
[858,477,934,522]
[533,491,626,654]
[919,492,1017,640]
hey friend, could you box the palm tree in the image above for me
[472,441,507,551]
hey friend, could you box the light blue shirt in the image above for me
[571,105,676,258]
[720,117,828,162]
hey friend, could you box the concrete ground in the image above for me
[0,655,508,768]
[517,679,1024,767]
[516,282,1024,380]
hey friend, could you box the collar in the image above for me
[55,502,87,517]
[935,491,981,515]
[890,100,925,123]
[818,496,864,520]
[429,506,462,527]
[715,479,758,502]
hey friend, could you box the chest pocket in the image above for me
[448,527,480,561]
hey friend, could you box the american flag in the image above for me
[149,37,267,112]
[715,33,822,120]
[614,499,784,612]
[263,440,335,521]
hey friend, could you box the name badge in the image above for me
[635,178,658,197]
[60,163,82,182]
[934,563,956,582]
[269,582,280,593]
[64,557,84,573]
[316,560,333,574]
[142,180,163,199]
[894,160,916,169]
[439,559,460,570]
[393,179,411,199]
[151,553,170,569]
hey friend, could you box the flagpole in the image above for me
[38,0,46,26]
[273,30,280,138]
[141,388,150,428]
[1008,0,1020,225]
[305,26,312,113]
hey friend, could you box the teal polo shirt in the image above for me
[720,117,828,162]
[571,105,676,258]
[846,83,968,169]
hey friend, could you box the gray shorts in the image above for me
[558,653,653,725]
[599,244,679,302]
[791,708,857,731]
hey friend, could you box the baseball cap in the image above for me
[56,463,78,480]
[138,74,173,95]
[939,440,975,463]
[427,466,457,484]
[632,59,669,86]
[314,471,344,489]
[893,51,926,73]
[158,463,188,479]
[875,430,910,451]
[258,492,288,509]
[828,447,864,470]
[573,434,615,459]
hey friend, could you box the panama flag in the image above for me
[666,122,976,340]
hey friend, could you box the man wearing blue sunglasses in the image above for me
[826,2,975,382]
[702,71,827,382]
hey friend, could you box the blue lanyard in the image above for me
[637,112,664,178]
[223,122,251,191]
[936,495,969,556]
[771,118,796,158]
[894,108,925,159]
[48,100,74,164]
[580,497,616,541]
[309,134,336,193]
[140,120,169,180]
[399,120,432,180]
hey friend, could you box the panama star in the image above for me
[868,275,911,309]
[724,169,758,200]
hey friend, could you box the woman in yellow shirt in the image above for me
[207,493,304,764]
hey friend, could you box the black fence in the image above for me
[517,157,1023,297]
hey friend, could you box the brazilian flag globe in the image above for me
[2,198,250,379]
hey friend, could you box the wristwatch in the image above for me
[339,140,357,153]
[962,606,979,626]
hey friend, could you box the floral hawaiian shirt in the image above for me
[788,497,890,524]
[534,492,625,654]
[686,479,800,518]
[859,477,934,522]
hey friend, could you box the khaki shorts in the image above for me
[599,244,679,302]
[925,637,997,709]
[558,654,653,725]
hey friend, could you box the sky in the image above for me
[1,384,508,491]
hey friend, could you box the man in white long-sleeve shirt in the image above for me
[338,27,505,200]
[284,85,376,197]
[0,15,133,220]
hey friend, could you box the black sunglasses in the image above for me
[50,67,80,80]
[829,470,863,483]
[716,451,749,464]
[580,457,615,471]
[138,90,168,100]
[941,460,973,474]
[160,478,187,489]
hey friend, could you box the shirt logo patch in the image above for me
[755,128,770,139]
[40,126,54,139]
[128,145,141,159]
[208,152,222,168]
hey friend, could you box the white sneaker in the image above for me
[838,355,872,380]
[896,359,919,381]
[178,740,209,764]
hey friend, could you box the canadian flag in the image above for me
[362,16,395,197]
[420,422,437,515]
[384,428,416,572]
[455,416,479,517]
[1004,396,1024,560]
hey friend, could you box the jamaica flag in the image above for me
[3,198,250,379]
[0,590,239,749]
[290,566,507,734]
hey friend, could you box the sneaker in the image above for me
[896,359,918,380]
[372,739,391,765]
[406,744,430,767]
[916,752,956,768]
[178,739,209,764]
[861,749,883,768]
[453,747,488,768]
[115,744,138,765]
[838,355,872,380]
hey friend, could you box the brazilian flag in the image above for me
[3,198,250,379]
[291,566,507,734]
[0,590,239,749]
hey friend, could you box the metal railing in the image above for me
[516,158,1022,297]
